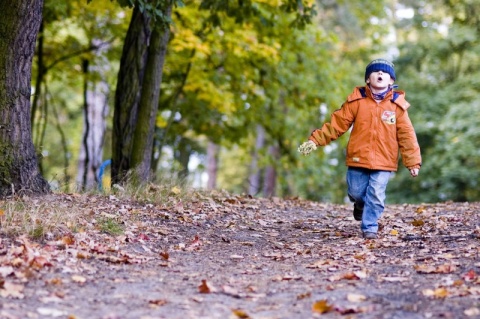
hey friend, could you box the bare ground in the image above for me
[1,193,479,319]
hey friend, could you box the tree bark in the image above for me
[112,2,172,184]
[111,6,152,184]
[206,141,218,190]
[263,145,279,198]
[76,54,109,191]
[130,10,172,182]
[0,0,50,197]
[249,125,265,196]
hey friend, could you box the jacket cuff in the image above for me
[308,136,319,145]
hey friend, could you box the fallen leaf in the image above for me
[32,256,52,269]
[160,251,169,260]
[422,287,448,298]
[71,275,87,284]
[467,287,480,296]
[335,305,367,315]
[415,264,457,274]
[46,278,63,285]
[282,273,302,281]
[353,270,368,279]
[37,307,66,317]
[232,309,251,319]
[411,219,425,227]
[381,277,409,282]
[297,292,311,300]
[185,235,202,251]
[390,229,399,236]
[222,285,242,298]
[414,264,436,273]
[149,299,167,306]
[464,308,480,317]
[0,282,24,298]
[416,206,426,213]
[76,251,89,259]
[138,233,150,241]
[0,266,14,277]
[436,264,457,274]
[462,269,477,282]
[453,279,464,286]
[198,279,214,293]
[312,299,333,314]
[170,186,181,195]
[347,293,367,302]
[329,271,365,282]
[61,235,75,246]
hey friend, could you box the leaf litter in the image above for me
[0,193,479,318]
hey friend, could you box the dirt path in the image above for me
[1,194,479,318]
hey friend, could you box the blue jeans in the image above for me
[347,167,391,233]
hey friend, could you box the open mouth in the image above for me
[378,76,383,81]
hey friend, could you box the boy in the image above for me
[299,59,421,239]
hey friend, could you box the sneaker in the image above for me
[353,204,363,221]
[363,232,378,239]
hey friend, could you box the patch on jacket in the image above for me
[381,111,396,125]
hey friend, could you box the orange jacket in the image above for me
[309,86,422,171]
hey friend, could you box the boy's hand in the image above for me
[410,168,419,177]
[298,140,317,156]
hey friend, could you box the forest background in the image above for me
[28,0,480,204]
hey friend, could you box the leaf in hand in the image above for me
[298,141,317,156]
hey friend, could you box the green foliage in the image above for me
[155,0,388,202]
[89,0,185,30]
[198,0,316,28]
[34,0,480,203]
[33,0,129,189]
[387,0,480,203]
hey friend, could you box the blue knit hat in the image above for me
[365,59,396,81]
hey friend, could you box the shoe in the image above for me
[353,204,363,221]
[363,232,378,239]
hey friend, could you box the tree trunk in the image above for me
[206,140,218,190]
[249,125,265,196]
[112,3,172,185]
[111,6,152,184]
[130,10,172,182]
[76,54,109,191]
[175,137,192,182]
[0,0,50,197]
[263,145,279,198]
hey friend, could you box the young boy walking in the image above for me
[299,59,421,239]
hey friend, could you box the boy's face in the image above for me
[366,71,394,90]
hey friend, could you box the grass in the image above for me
[0,176,199,240]
[0,196,83,239]
[106,172,197,208]
[97,216,124,235]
